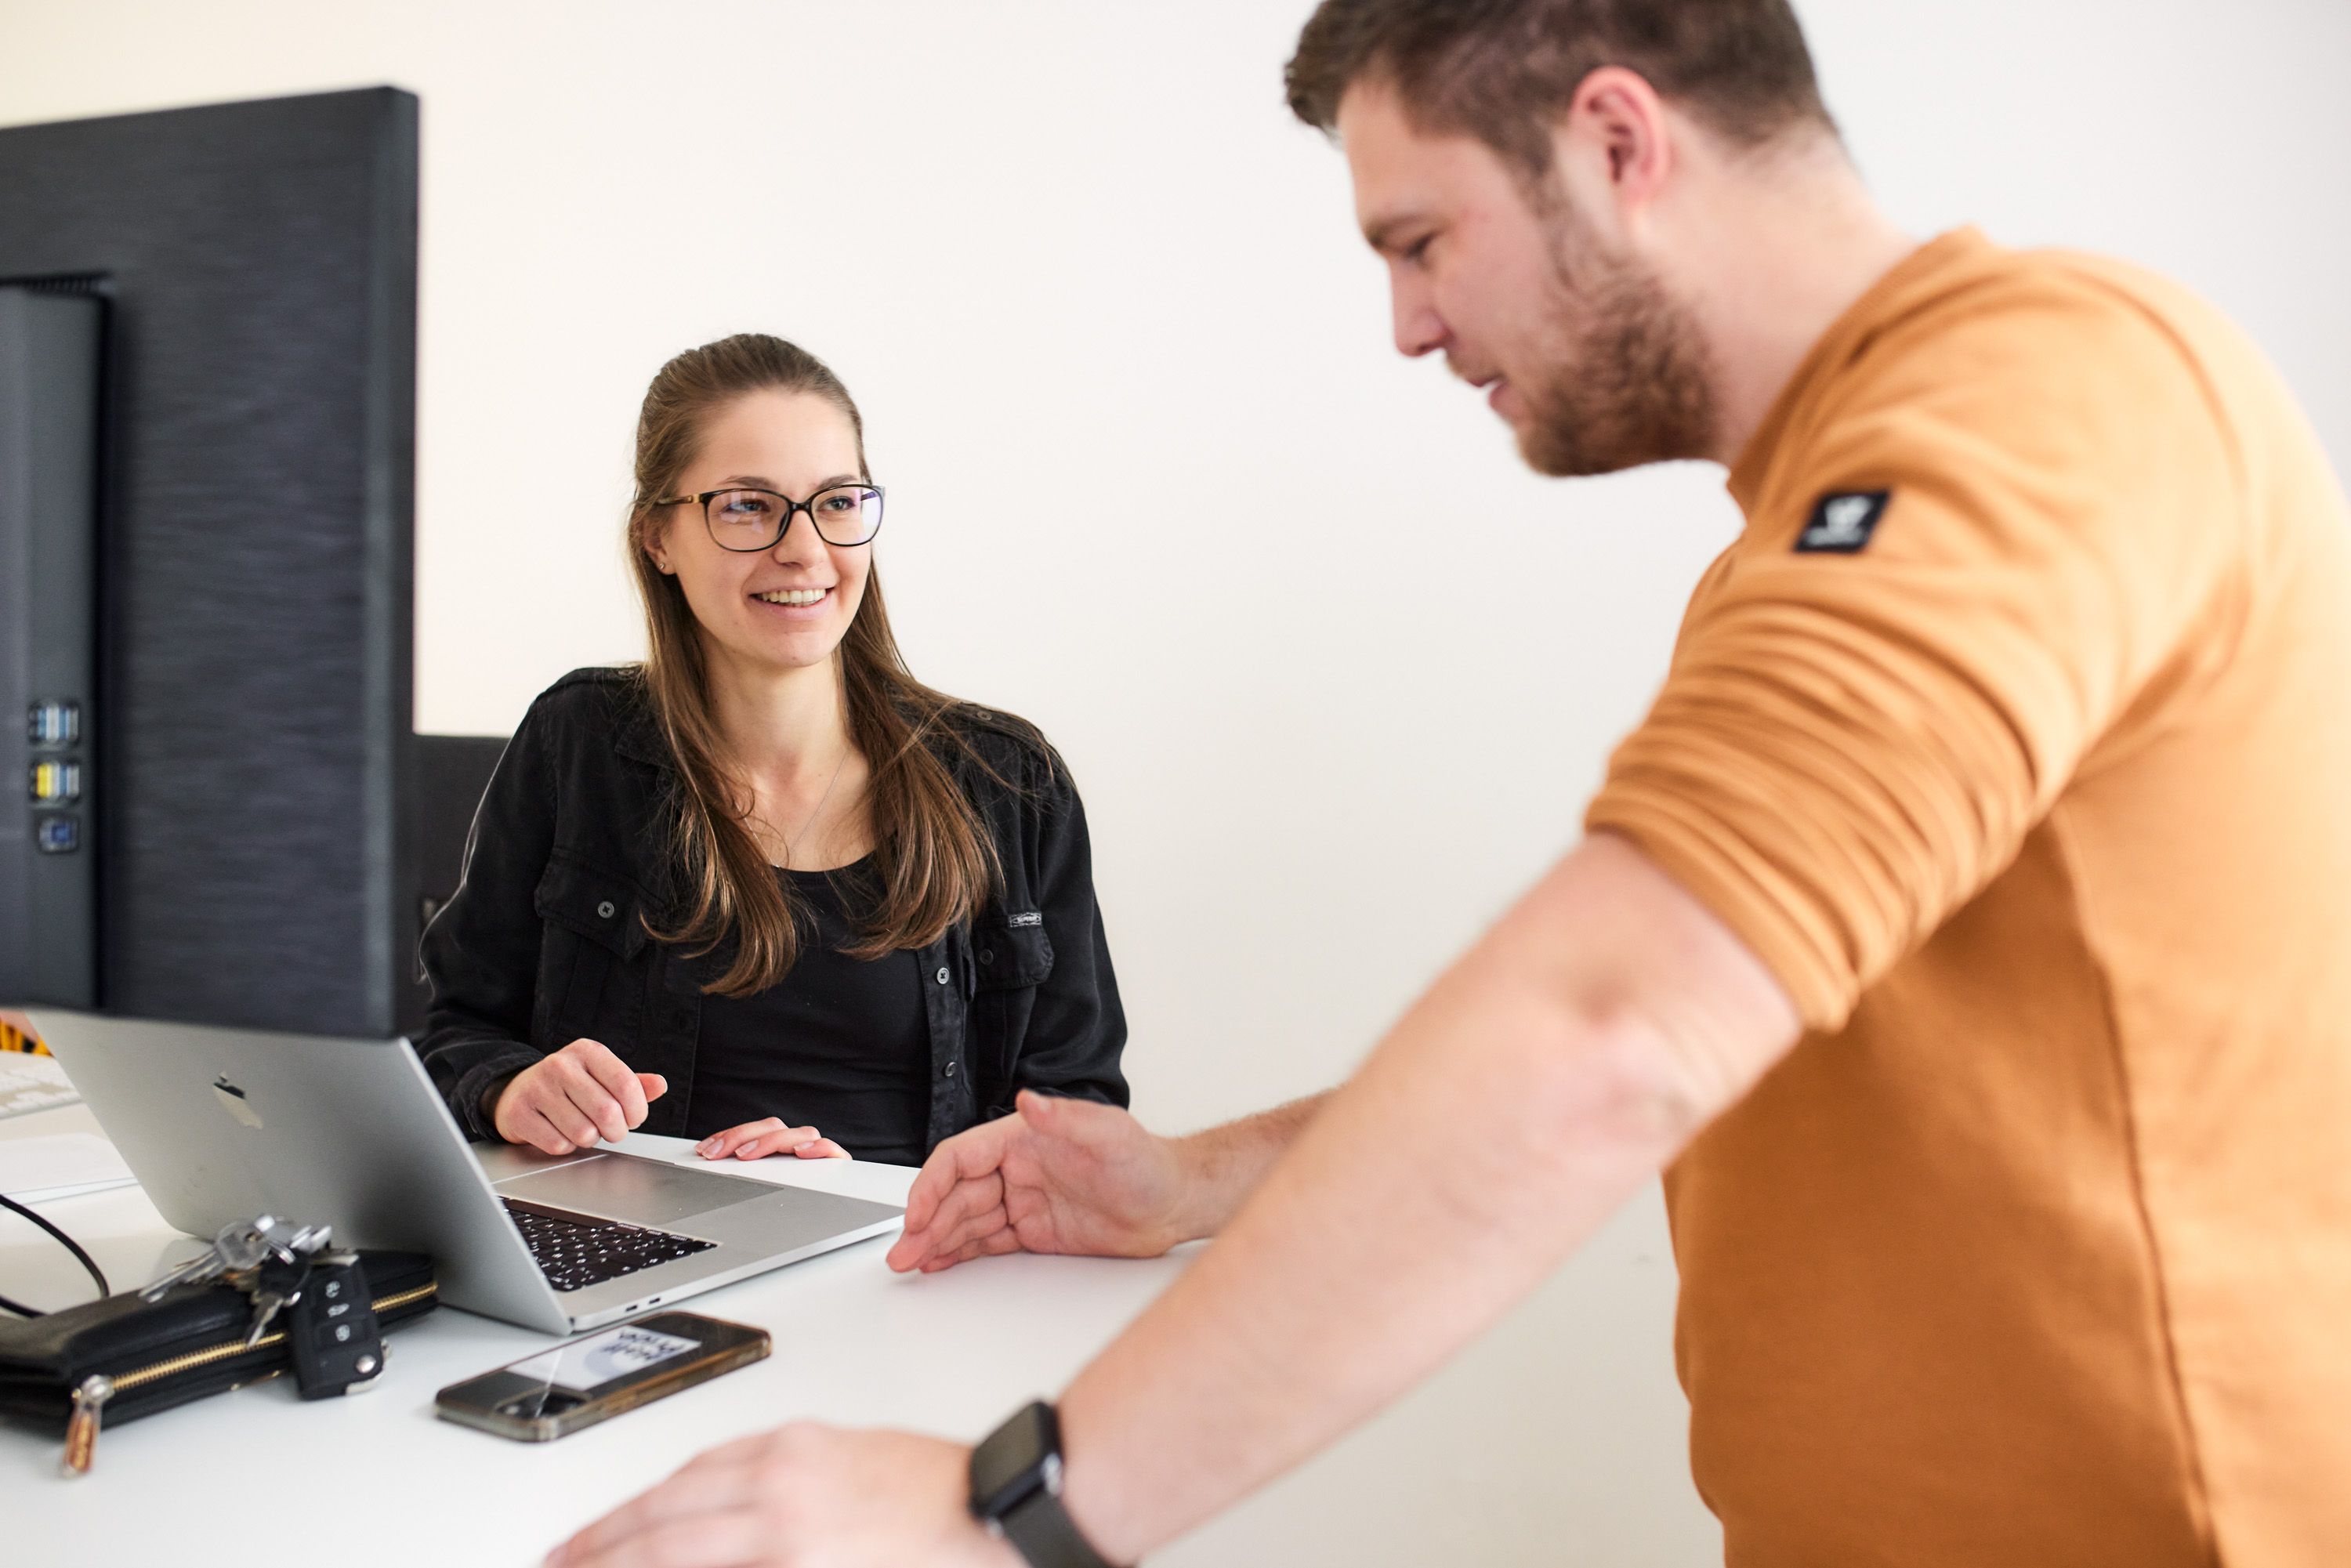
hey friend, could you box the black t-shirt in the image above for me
[683,860,932,1166]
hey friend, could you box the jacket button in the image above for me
[944,1060,958,1077]
[979,948,994,965]
[936,967,951,985]
[596,900,615,919]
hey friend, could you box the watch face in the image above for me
[972,1400,1059,1514]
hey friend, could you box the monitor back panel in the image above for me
[0,90,418,1036]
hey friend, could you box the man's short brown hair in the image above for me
[1286,0,1836,177]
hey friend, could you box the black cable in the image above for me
[0,1190,111,1316]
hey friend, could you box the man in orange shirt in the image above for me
[0,1009,39,1054]
[554,3,2351,1565]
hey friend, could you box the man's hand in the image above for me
[696,1118,851,1161]
[491,1037,667,1156]
[887,1090,1190,1273]
[544,1423,1018,1568]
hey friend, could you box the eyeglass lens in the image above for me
[705,486,882,549]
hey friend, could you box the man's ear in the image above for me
[1552,65,1675,234]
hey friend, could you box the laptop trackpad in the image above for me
[494,1152,777,1227]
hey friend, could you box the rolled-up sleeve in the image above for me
[1588,295,2241,1031]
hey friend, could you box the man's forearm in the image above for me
[1165,1092,1329,1244]
[1052,837,1798,1561]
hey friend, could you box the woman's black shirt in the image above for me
[686,864,931,1164]
[415,668,1129,1160]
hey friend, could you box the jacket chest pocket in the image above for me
[974,917,1053,991]
[532,856,650,1045]
[971,915,1053,1111]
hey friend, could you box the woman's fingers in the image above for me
[549,1038,645,1143]
[736,1125,824,1159]
[540,1089,603,1150]
[696,1119,783,1160]
[694,1120,836,1161]
[561,1073,630,1145]
[575,1045,651,1129]
[526,1109,580,1157]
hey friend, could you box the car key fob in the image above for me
[288,1251,386,1399]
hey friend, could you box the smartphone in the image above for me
[434,1312,770,1442]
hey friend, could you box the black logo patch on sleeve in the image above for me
[1795,489,1890,553]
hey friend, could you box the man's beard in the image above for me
[1514,215,1716,478]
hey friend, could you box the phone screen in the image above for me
[437,1311,770,1439]
[506,1324,702,1394]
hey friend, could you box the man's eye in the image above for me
[1404,235,1433,266]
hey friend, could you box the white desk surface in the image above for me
[2,1103,1720,1566]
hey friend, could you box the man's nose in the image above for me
[1391,270,1445,359]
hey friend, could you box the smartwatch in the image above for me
[969,1400,1122,1568]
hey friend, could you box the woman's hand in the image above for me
[491,1038,668,1155]
[697,1118,851,1161]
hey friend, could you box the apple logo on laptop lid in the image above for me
[212,1074,263,1129]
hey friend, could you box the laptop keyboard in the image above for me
[502,1197,716,1294]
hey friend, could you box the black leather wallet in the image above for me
[0,1250,437,1471]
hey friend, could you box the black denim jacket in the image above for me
[416,668,1128,1153]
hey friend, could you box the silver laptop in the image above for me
[31,1012,906,1334]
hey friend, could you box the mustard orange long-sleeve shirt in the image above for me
[1587,229,2351,1566]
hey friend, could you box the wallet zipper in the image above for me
[60,1280,437,1476]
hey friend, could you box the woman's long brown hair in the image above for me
[625,334,1005,996]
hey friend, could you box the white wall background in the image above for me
[4,2,2346,1561]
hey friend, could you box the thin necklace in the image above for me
[777,745,850,871]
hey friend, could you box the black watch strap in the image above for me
[999,1481,1118,1568]
[970,1400,1121,1568]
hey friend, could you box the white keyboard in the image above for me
[0,1053,80,1121]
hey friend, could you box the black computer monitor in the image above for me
[0,88,497,1040]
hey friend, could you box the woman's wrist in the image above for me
[479,1070,522,1134]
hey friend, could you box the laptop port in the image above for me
[35,816,80,854]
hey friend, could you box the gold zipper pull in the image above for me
[63,1374,112,1476]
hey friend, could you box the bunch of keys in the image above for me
[143,1215,330,1346]
[140,1215,386,1393]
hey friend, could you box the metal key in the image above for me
[242,1288,292,1348]
[252,1217,329,1266]
[139,1249,223,1301]
[140,1218,276,1302]
[241,1250,313,1347]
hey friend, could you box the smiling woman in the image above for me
[415,335,1129,1170]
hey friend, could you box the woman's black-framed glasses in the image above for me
[657,483,886,551]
